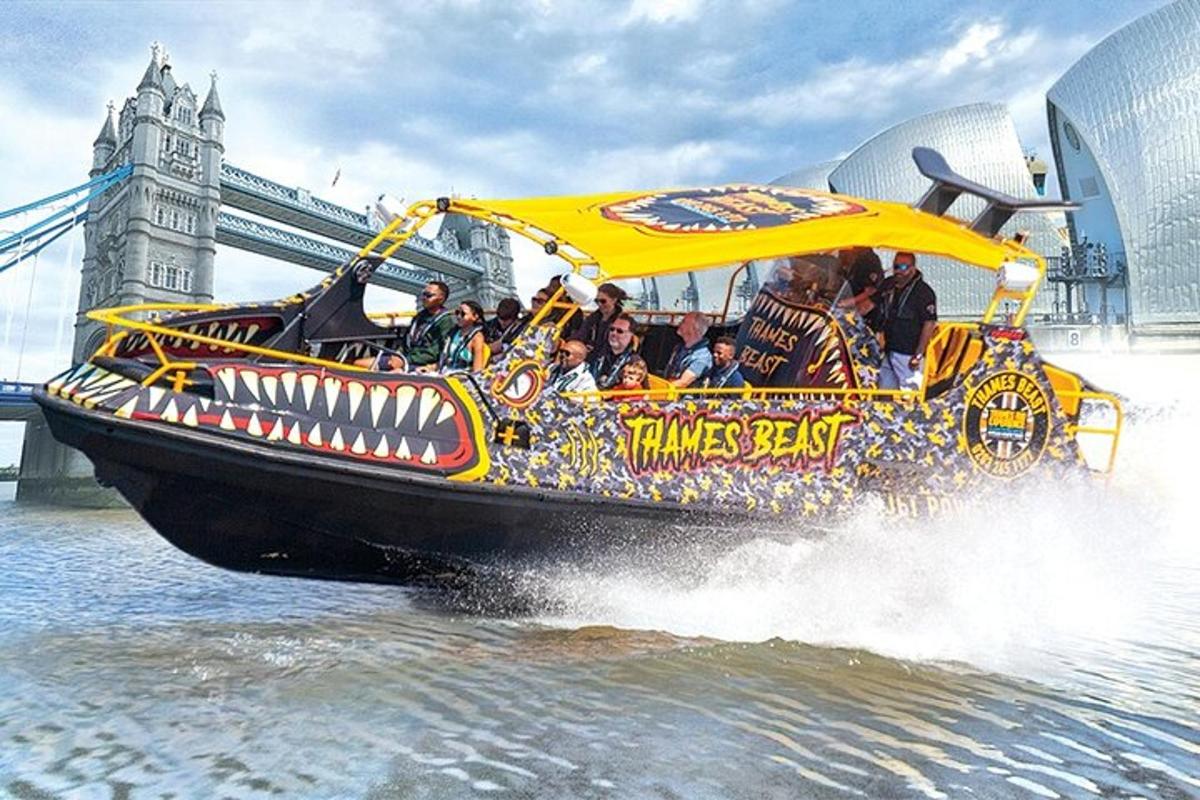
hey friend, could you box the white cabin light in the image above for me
[997,261,1040,292]
[561,272,598,310]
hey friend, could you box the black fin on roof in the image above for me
[912,147,1078,238]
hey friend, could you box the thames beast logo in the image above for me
[620,407,859,475]
[964,371,1051,478]
[600,186,866,233]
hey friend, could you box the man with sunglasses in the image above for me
[484,297,526,357]
[877,252,937,391]
[403,281,456,368]
[548,339,597,397]
[589,313,638,389]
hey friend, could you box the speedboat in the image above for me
[35,148,1122,583]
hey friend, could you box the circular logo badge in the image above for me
[963,371,1051,478]
[600,185,865,233]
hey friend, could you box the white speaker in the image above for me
[561,272,598,310]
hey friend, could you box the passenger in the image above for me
[541,276,584,339]
[578,282,627,355]
[547,339,597,396]
[609,355,650,401]
[837,247,884,331]
[527,289,549,321]
[355,280,453,371]
[484,297,526,356]
[664,311,713,389]
[700,336,746,389]
[405,280,456,368]
[432,300,488,372]
[877,252,937,391]
[589,313,638,389]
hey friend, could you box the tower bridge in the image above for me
[213,211,451,294]
[217,162,488,284]
[7,45,518,505]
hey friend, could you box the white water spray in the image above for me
[533,354,1199,675]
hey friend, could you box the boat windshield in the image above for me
[753,252,851,310]
[732,253,856,389]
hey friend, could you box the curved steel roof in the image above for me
[1047,0,1200,326]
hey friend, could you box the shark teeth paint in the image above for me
[300,374,319,411]
[346,382,366,421]
[369,384,389,427]
[322,378,342,417]
[394,386,416,427]
[279,371,297,404]
[417,387,439,432]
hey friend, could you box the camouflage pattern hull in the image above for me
[35,314,1092,584]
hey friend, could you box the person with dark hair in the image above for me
[527,289,549,321]
[403,280,456,368]
[877,251,937,390]
[837,247,885,331]
[434,300,488,372]
[700,336,746,389]
[589,312,638,389]
[541,276,584,338]
[578,282,627,355]
[484,297,526,356]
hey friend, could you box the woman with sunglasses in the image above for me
[578,282,627,356]
[433,300,488,372]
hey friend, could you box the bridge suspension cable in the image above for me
[0,163,131,274]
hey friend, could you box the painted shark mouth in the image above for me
[490,359,546,409]
[115,316,281,358]
[46,362,489,479]
[738,292,856,389]
[600,185,867,233]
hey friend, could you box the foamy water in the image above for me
[532,353,1200,677]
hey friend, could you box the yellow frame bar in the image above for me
[565,384,920,404]
[1059,389,1123,475]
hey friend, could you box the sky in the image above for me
[0,0,1166,464]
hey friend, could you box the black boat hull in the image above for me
[37,391,748,583]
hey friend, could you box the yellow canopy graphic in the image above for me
[442,184,1036,280]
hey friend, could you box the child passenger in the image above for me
[608,355,650,402]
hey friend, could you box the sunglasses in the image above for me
[597,296,613,304]
[421,291,437,298]
[609,327,632,335]
[455,308,474,318]
[893,261,913,271]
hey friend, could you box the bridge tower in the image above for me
[74,45,224,361]
[436,214,517,306]
[18,45,224,505]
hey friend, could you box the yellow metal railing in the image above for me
[565,383,920,405]
[1060,389,1123,475]
[87,303,369,389]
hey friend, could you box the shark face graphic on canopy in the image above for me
[600,186,866,233]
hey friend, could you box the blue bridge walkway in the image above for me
[0,381,39,421]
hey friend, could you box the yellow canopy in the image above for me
[443,184,1036,280]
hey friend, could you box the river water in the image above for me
[1,354,1198,799]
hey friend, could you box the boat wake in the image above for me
[525,354,1199,677]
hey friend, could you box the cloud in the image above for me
[622,0,702,26]
[726,20,1049,126]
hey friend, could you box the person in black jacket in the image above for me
[577,282,627,356]
[877,252,937,390]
